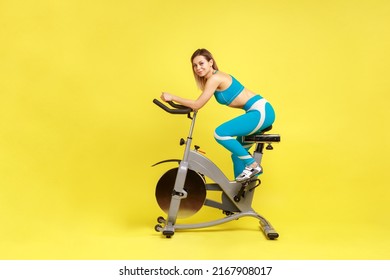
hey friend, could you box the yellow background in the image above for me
[1,0,389,259]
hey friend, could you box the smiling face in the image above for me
[192,55,214,78]
[190,49,218,90]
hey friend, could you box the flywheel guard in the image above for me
[155,168,206,218]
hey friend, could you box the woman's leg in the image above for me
[215,101,275,180]
[231,137,254,178]
[214,110,260,177]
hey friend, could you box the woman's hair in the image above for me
[191,48,219,90]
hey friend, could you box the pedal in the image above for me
[234,179,260,202]
[248,179,261,191]
[234,182,249,202]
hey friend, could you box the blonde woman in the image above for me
[161,49,275,182]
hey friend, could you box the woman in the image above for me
[160,48,275,182]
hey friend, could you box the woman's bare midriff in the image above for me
[228,88,257,108]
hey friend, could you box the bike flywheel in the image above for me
[155,168,206,218]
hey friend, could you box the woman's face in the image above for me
[192,55,213,77]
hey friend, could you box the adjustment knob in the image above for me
[266,143,273,150]
[194,145,206,154]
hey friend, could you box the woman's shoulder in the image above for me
[208,71,233,91]
[211,70,231,82]
[215,70,229,76]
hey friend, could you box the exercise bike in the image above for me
[152,99,281,239]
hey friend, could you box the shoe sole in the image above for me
[236,169,262,182]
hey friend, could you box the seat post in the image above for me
[253,143,265,165]
[255,142,265,153]
[243,125,280,165]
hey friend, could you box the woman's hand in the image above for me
[161,92,173,102]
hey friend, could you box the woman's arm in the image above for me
[161,75,220,111]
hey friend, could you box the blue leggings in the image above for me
[214,95,275,178]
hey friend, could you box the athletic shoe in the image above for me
[235,165,262,182]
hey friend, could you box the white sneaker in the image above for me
[236,165,262,182]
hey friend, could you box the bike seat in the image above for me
[243,125,281,143]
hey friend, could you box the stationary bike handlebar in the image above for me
[153,99,193,115]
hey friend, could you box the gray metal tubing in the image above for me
[188,151,256,212]
[173,211,262,230]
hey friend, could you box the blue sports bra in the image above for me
[214,75,245,105]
